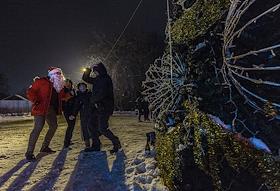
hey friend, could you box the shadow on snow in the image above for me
[65,150,128,191]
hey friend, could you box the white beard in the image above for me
[50,74,65,93]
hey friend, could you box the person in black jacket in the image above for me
[143,97,150,121]
[82,62,121,153]
[62,79,76,148]
[69,82,95,152]
[136,95,144,122]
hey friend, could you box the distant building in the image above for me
[0,94,31,114]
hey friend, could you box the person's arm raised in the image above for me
[82,68,95,84]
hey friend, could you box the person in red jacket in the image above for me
[25,67,71,161]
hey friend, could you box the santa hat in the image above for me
[48,67,63,76]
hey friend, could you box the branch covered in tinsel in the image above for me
[183,100,280,190]
[171,0,230,44]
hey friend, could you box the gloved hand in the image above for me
[84,67,91,73]
[69,115,75,120]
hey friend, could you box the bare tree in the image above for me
[85,32,164,110]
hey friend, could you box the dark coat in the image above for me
[136,96,144,110]
[72,90,94,140]
[82,64,114,115]
[72,90,93,119]
[62,87,76,115]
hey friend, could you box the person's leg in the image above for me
[138,110,141,121]
[144,110,148,121]
[145,109,150,121]
[138,109,143,122]
[84,139,90,148]
[83,125,91,152]
[81,116,91,146]
[89,113,101,150]
[26,115,45,157]
[98,114,120,149]
[63,113,76,147]
[41,106,58,151]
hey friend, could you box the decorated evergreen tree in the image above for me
[143,0,280,190]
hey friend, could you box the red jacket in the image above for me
[27,77,71,116]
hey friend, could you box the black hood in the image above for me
[92,62,108,76]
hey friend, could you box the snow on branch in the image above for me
[142,53,190,119]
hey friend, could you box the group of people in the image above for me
[25,62,121,162]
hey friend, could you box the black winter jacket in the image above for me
[62,87,76,115]
[72,90,93,118]
[82,64,114,115]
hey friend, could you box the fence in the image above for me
[0,100,32,114]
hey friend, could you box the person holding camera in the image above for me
[82,62,121,153]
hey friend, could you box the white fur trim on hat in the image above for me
[48,67,62,76]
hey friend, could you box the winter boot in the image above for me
[84,139,90,148]
[90,146,101,152]
[84,147,93,152]
[25,153,36,162]
[145,142,151,152]
[110,139,122,154]
[40,147,56,154]
[91,138,101,152]
[83,140,95,152]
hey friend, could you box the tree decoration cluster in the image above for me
[185,101,280,191]
[156,101,280,191]
[221,0,280,131]
[142,53,190,119]
[146,0,280,190]
[171,0,230,44]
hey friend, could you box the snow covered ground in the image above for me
[0,112,136,124]
[0,114,33,124]
[0,116,168,191]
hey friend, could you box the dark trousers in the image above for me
[91,112,119,149]
[63,113,76,147]
[138,109,143,121]
[80,115,92,141]
[144,109,149,121]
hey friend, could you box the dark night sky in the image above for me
[0,0,166,93]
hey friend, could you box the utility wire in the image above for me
[105,0,144,61]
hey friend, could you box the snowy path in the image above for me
[0,115,33,123]
[0,116,167,191]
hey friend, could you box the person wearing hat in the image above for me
[62,79,77,148]
[25,67,71,161]
[68,82,96,152]
[82,62,121,153]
